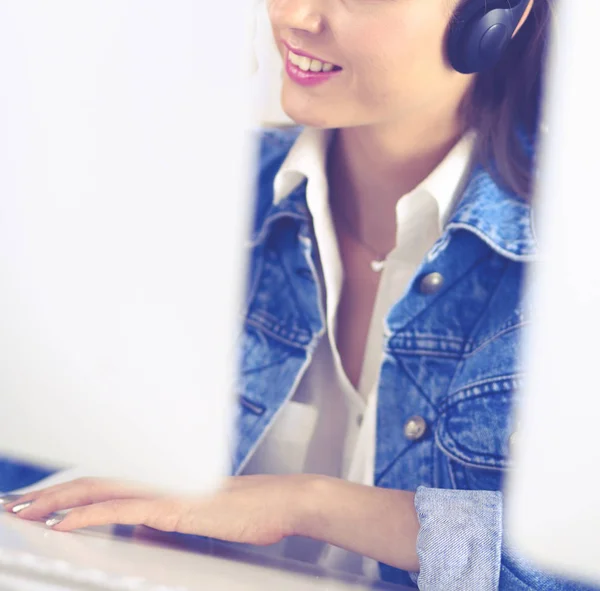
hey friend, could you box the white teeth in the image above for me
[298,56,311,72]
[309,59,323,72]
[288,50,336,74]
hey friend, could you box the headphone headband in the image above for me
[448,0,530,74]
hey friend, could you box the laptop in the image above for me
[0,0,253,494]
[505,0,600,585]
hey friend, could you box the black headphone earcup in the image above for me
[448,2,527,74]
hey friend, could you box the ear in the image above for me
[513,0,535,38]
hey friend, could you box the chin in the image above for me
[281,104,332,129]
[280,87,339,130]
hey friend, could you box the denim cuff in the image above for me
[412,486,503,590]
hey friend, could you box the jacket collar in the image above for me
[251,136,537,262]
[446,165,537,261]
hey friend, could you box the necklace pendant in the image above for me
[370,259,385,272]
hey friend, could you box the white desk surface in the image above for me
[0,509,412,591]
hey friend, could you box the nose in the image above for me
[268,0,325,36]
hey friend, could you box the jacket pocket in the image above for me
[435,377,519,491]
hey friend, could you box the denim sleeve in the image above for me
[0,458,55,494]
[411,487,600,591]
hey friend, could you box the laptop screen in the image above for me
[0,1,252,494]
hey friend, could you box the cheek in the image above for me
[343,20,451,108]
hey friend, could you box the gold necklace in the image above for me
[334,205,389,272]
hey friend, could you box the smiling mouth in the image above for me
[287,49,342,74]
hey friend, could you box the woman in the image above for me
[5,0,591,589]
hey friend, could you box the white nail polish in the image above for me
[46,517,63,527]
[12,502,33,514]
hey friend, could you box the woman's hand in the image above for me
[4,474,314,546]
[5,474,420,572]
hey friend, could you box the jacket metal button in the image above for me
[419,272,444,295]
[404,416,427,441]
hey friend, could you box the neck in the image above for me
[327,113,465,255]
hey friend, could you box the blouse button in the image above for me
[419,272,444,295]
[404,416,427,441]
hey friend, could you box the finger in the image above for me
[4,478,114,511]
[12,480,153,521]
[4,484,74,512]
[0,494,23,507]
[48,499,167,532]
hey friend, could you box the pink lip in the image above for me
[282,42,342,88]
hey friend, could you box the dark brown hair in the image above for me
[463,0,553,198]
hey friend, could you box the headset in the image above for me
[448,0,531,74]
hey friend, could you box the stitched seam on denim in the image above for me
[434,429,508,470]
[432,443,439,488]
[375,364,420,485]
[437,411,508,463]
[235,347,316,476]
[389,336,464,349]
[274,230,317,344]
[464,304,529,353]
[442,374,522,410]
[448,458,458,489]
[248,229,317,341]
[429,434,435,489]
[444,261,511,399]
[236,234,326,475]
[247,312,311,345]
[374,443,415,486]
[434,265,516,470]
[392,332,465,342]
[465,322,529,358]
[387,348,463,359]
[398,357,438,412]
[245,317,310,350]
[388,334,464,355]
[248,310,282,325]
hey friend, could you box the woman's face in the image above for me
[268,0,473,129]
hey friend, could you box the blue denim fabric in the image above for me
[233,127,600,590]
[0,458,54,494]
[413,487,503,590]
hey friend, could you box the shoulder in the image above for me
[250,126,303,236]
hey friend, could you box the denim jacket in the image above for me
[233,127,598,591]
[0,126,595,590]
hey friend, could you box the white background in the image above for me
[0,1,254,494]
[251,0,292,127]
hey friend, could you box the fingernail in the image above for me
[46,517,63,528]
[12,502,33,514]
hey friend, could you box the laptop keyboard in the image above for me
[0,547,189,591]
